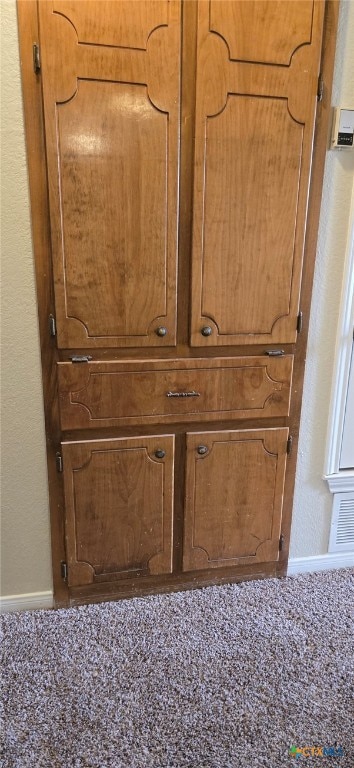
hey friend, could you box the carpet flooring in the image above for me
[1,569,353,768]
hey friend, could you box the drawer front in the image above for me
[58,356,293,429]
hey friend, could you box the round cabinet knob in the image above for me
[197,445,208,455]
[156,326,167,337]
[155,449,166,459]
[201,326,212,337]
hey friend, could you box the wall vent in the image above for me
[328,492,354,552]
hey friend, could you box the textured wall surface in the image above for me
[0,1,353,597]
[1,0,52,595]
[290,0,354,557]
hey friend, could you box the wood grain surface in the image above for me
[183,428,288,571]
[16,0,339,606]
[62,435,175,586]
[58,356,293,428]
[190,0,325,346]
[38,0,180,348]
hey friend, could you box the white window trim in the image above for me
[324,180,354,489]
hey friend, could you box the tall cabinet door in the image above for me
[62,436,175,587]
[183,429,288,572]
[38,1,181,349]
[190,1,325,347]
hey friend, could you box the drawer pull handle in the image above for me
[156,326,167,337]
[197,445,208,455]
[201,326,212,337]
[166,391,201,398]
[155,449,166,459]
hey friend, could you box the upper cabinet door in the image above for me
[190,1,325,347]
[38,1,181,348]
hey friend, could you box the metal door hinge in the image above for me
[296,311,303,334]
[265,349,285,357]
[279,534,285,552]
[317,72,324,102]
[56,452,63,473]
[287,435,293,455]
[49,314,56,337]
[61,561,68,581]
[33,43,41,74]
[69,355,93,363]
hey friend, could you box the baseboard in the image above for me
[1,557,353,612]
[287,552,354,575]
[0,591,53,614]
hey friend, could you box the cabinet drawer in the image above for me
[58,356,293,429]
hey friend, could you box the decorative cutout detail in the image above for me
[286,98,306,127]
[209,0,314,66]
[53,10,78,37]
[53,1,169,50]
[69,396,93,420]
[57,358,293,429]
[198,315,219,336]
[183,430,288,572]
[69,561,95,587]
[72,450,93,474]
[62,437,174,585]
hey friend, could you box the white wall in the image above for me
[0,0,353,598]
[1,0,52,596]
[290,0,354,557]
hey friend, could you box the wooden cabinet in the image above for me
[190,1,324,348]
[62,436,175,586]
[57,356,293,429]
[183,429,288,571]
[38,0,180,349]
[17,0,338,606]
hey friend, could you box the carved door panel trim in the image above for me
[62,435,175,586]
[38,0,180,348]
[183,428,288,571]
[57,355,294,429]
[190,0,325,346]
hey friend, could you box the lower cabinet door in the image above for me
[183,428,288,572]
[62,436,175,587]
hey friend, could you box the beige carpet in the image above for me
[1,568,353,767]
